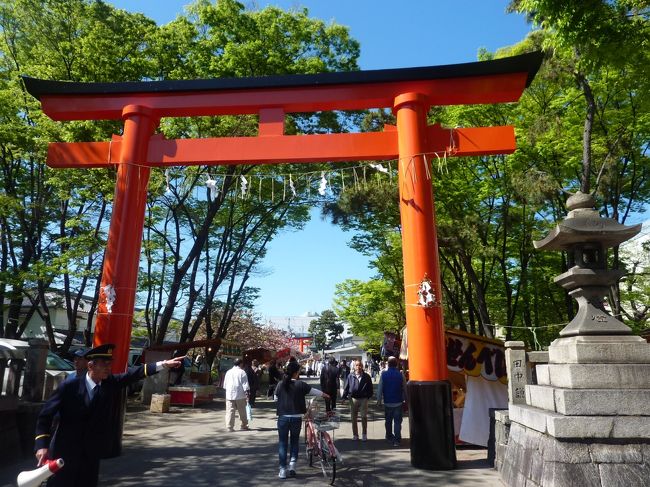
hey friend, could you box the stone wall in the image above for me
[0,399,43,466]
[500,422,650,487]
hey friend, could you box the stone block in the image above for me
[543,439,591,463]
[527,351,549,363]
[527,385,557,412]
[150,393,170,413]
[549,335,650,364]
[494,409,510,423]
[509,419,524,444]
[599,463,650,487]
[547,415,650,440]
[547,415,614,439]
[496,443,507,468]
[510,404,550,434]
[545,363,650,389]
[643,444,650,463]
[529,448,544,484]
[611,416,650,438]
[535,364,550,385]
[554,388,650,416]
[589,443,643,463]
[540,461,601,487]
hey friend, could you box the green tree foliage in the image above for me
[0,0,361,352]
[139,0,360,344]
[308,309,343,350]
[0,0,156,346]
[333,278,402,351]
[328,5,649,349]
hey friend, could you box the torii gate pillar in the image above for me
[395,93,455,469]
[95,105,156,457]
[23,50,542,469]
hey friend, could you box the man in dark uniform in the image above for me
[34,344,184,487]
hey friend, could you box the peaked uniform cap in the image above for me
[73,348,88,358]
[84,343,115,360]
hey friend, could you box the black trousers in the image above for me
[324,389,337,411]
[249,387,258,406]
[47,453,100,487]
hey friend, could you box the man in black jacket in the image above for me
[343,359,373,441]
[319,357,340,411]
[266,359,283,398]
[34,344,184,487]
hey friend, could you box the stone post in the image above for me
[505,341,527,405]
[23,339,48,402]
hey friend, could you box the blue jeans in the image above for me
[277,416,302,468]
[384,405,403,441]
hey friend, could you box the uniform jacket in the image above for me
[34,363,157,461]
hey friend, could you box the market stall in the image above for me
[400,328,508,447]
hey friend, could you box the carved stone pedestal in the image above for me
[500,336,650,486]
[498,192,648,486]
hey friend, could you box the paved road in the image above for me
[1,379,503,487]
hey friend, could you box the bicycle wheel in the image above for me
[319,436,336,484]
[307,446,314,467]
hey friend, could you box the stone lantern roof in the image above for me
[533,192,641,250]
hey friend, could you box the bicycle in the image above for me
[305,397,341,484]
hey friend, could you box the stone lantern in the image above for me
[533,191,640,337]
[499,191,650,487]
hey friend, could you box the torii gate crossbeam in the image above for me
[24,51,542,470]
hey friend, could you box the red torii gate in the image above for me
[24,51,542,469]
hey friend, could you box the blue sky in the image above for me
[107,0,534,318]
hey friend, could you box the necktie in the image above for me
[87,384,99,405]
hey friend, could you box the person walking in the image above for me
[64,348,88,380]
[251,359,263,404]
[34,344,184,487]
[342,360,373,441]
[223,358,250,431]
[371,359,380,382]
[267,359,282,398]
[274,361,329,479]
[319,357,340,411]
[338,359,350,396]
[243,360,260,407]
[376,356,407,446]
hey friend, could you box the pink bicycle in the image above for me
[305,397,341,484]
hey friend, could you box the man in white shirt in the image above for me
[223,358,251,431]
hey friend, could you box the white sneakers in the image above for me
[288,459,296,477]
[278,467,287,479]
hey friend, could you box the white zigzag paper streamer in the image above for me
[318,172,328,196]
[240,175,248,198]
[103,284,116,313]
[205,175,218,201]
[165,169,172,194]
[289,174,297,197]
[369,163,388,173]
